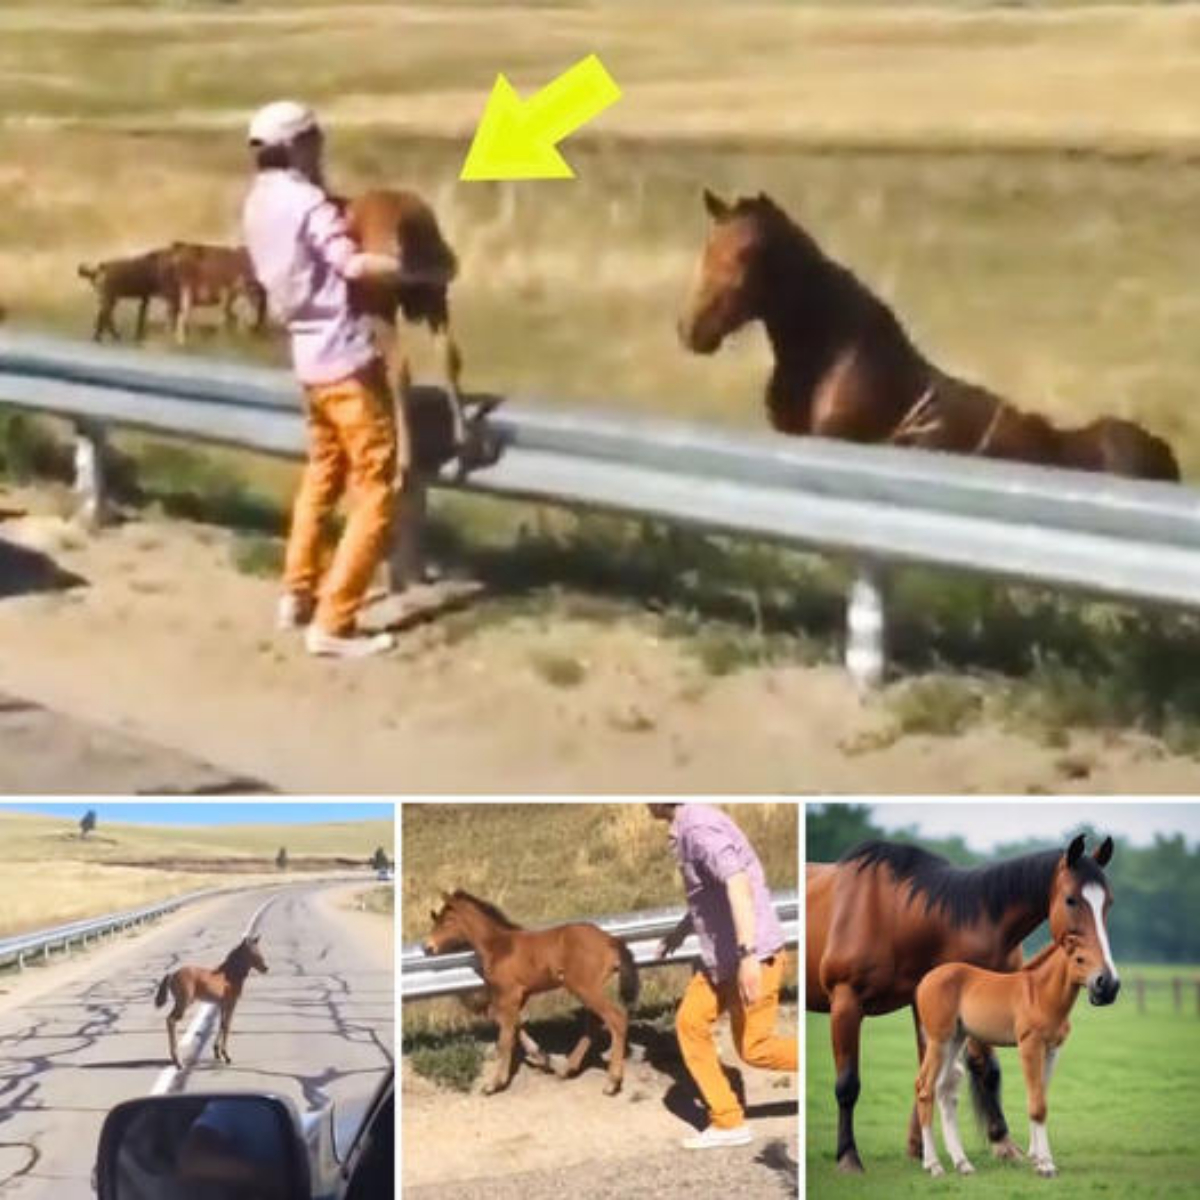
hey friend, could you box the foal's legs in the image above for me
[215,999,233,1064]
[1019,1039,1057,1177]
[561,1009,599,1079]
[483,992,521,1095]
[829,984,865,1172]
[166,990,187,1070]
[518,1025,552,1071]
[915,1036,949,1177]
[935,1042,974,1175]
[569,978,628,1096]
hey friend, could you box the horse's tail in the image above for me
[616,939,640,1007]
[154,973,172,1009]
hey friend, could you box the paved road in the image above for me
[0,881,392,1198]
[0,692,272,794]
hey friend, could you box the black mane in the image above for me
[840,840,1106,927]
[450,890,523,930]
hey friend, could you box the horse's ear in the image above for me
[703,188,730,220]
[1065,834,1086,868]
[429,909,438,921]
[1094,836,1114,867]
[440,890,451,901]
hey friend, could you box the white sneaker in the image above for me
[304,626,395,659]
[276,593,314,631]
[681,1124,754,1151]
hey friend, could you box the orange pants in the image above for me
[283,360,406,635]
[676,952,797,1129]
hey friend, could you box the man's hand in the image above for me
[738,954,762,1006]
[657,914,692,959]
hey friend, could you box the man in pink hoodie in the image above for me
[242,100,407,658]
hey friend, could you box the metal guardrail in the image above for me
[0,888,223,969]
[401,890,800,1000]
[0,872,379,970]
[4,331,1200,688]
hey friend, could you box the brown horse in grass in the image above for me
[915,838,1118,1179]
[155,935,269,1068]
[424,891,639,1096]
[807,835,1114,1174]
[679,189,1179,481]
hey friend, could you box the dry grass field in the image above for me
[0,808,393,936]
[6,2,1200,765]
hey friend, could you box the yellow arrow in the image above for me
[460,54,622,182]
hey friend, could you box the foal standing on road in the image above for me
[424,891,640,1096]
[915,837,1119,1179]
[155,935,269,1069]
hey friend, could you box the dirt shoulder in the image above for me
[310,882,394,972]
[1,490,1197,792]
[401,1005,798,1189]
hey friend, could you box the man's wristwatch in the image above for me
[737,943,756,961]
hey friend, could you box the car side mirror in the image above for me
[96,1093,310,1200]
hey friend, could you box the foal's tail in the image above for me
[154,973,172,1009]
[616,940,640,1007]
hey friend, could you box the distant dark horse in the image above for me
[424,891,639,1096]
[155,935,268,1068]
[806,835,1114,1173]
[679,189,1179,481]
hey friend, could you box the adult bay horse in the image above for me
[807,834,1114,1173]
[424,890,639,1096]
[679,190,1179,481]
[155,935,269,1068]
[915,837,1118,1179]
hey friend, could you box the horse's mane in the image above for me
[841,840,1067,927]
[449,890,523,930]
[217,939,252,973]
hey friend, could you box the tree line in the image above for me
[807,804,1200,964]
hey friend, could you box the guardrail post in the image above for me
[386,476,428,593]
[73,420,109,530]
[846,560,887,691]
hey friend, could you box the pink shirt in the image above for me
[669,804,786,982]
[241,169,377,386]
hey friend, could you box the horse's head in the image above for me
[243,935,269,975]
[1049,835,1118,1006]
[678,189,785,354]
[424,893,471,955]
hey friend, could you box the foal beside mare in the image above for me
[424,890,639,1096]
[154,935,269,1069]
[915,836,1119,1179]
[679,189,1179,481]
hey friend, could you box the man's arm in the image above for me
[305,198,401,281]
[726,871,762,1005]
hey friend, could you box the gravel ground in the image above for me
[403,1138,799,1200]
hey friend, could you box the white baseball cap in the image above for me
[247,100,319,147]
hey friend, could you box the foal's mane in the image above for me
[841,840,1063,927]
[217,938,252,973]
[448,890,523,930]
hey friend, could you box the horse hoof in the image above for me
[603,1081,622,1097]
[1036,1164,1057,1179]
[992,1139,1024,1162]
[837,1154,865,1174]
[956,1161,976,1176]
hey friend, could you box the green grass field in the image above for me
[806,971,1200,1197]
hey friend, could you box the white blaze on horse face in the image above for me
[1082,883,1118,980]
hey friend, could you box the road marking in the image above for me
[149,889,283,1096]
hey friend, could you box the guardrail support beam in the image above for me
[845,560,887,692]
[73,419,109,530]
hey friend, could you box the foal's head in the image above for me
[1049,835,1119,1006]
[226,935,269,978]
[678,189,811,354]
[424,891,516,955]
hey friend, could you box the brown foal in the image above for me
[424,891,639,1095]
[154,935,269,1068]
[915,837,1119,1179]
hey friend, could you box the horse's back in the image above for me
[1062,417,1181,482]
